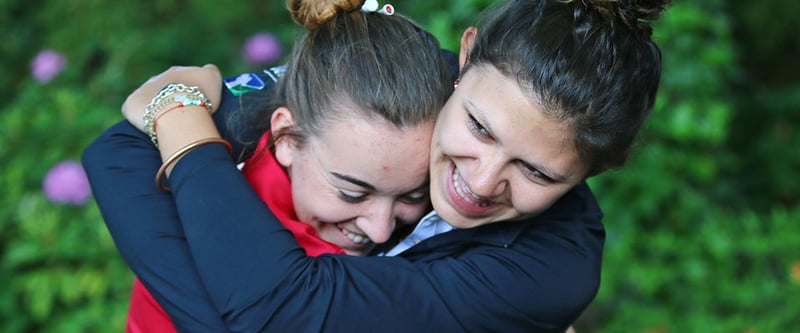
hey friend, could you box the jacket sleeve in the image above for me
[82,121,229,332]
[168,143,602,333]
[81,70,278,332]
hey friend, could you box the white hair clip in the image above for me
[361,0,394,15]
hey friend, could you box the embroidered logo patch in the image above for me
[224,73,266,96]
[264,66,285,82]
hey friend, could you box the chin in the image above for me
[431,198,478,229]
[445,214,490,229]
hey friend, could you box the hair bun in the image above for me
[576,0,670,36]
[625,0,671,21]
[289,0,365,30]
[584,0,671,22]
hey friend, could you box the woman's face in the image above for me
[429,65,590,228]
[275,112,434,256]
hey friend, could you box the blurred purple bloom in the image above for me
[31,49,67,83]
[43,160,91,206]
[243,32,282,65]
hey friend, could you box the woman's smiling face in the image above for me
[274,109,434,256]
[428,65,590,228]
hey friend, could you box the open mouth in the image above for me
[445,162,499,216]
[339,227,371,245]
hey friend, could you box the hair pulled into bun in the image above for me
[565,0,671,33]
[289,0,365,30]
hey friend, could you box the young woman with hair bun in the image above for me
[102,0,453,331]
[85,0,671,331]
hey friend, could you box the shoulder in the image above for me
[215,67,285,152]
[409,219,601,332]
[447,218,602,330]
[221,66,283,99]
[458,183,605,327]
[505,184,605,326]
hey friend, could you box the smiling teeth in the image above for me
[452,169,492,207]
[340,228,370,244]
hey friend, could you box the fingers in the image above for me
[203,64,222,81]
[121,64,225,126]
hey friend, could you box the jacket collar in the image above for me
[394,182,601,258]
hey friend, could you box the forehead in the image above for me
[306,116,434,192]
[460,66,588,179]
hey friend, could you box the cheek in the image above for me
[293,189,356,224]
[436,118,480,159]
[289,169,353,224]
[433,109,461,148]
[513,185,572,215]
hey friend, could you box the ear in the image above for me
[459,27,478,70]
[271,107,295,168]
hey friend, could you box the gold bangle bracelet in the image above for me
[155,137,233,192]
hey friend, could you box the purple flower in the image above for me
[30,49,67,83]
[242,32,282,65]
[43,160,91,206]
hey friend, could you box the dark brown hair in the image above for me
[257,0,452,150]
[464,0,671,176]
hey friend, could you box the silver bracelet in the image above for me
[142,83,213,146]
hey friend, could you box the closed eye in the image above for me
[520,162,554,183]
[399,191,428,205]
[338,190,367,203]
[467,112,492,139]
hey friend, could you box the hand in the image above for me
[122,64,223,132]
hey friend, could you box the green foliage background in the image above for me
[1,0,798,332]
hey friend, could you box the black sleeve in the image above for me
[81,70,279,332]
[166,134,603,333]
[82,121,229,332]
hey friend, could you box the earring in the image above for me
[453,79,459,89]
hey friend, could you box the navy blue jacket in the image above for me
[83,68,605,333]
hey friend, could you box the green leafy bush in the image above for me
[582,0,800,331]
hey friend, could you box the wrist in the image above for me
[155,107,220,162]
[155,137,232,192]
[143,83,213,147]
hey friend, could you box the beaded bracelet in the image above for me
[152,104,185,135]
[143,83,213,147]
[155,137,233,192]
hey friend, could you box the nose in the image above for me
[355,200,396,244]
[467,153,509,198]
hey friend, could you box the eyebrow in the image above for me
[464,99,496,137]
[331,172,430,193]
[331,172,376,191]
[526,161,570,183]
